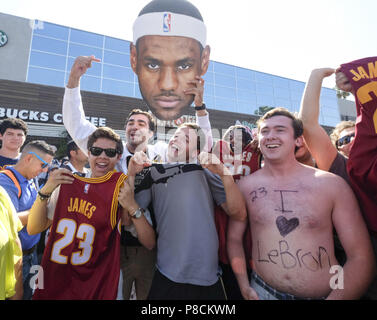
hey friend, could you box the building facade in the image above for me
[0,12,345,145]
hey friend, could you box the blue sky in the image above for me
[1,0,376,88]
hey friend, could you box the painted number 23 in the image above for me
[50,218,95,265]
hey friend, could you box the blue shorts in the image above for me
[250,271,326,300]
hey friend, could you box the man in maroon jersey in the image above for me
[27,127,155,299]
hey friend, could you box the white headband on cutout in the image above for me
[133,12,207,47]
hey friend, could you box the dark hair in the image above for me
[257,107,303,139]
[67,140,79,159]
[0,118,28,136]
[138,0,204,21]
[22,140,55,157]
[178,123,207,153]
[125,109,156,133]
[87,127,123,155]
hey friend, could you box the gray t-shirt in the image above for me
[134,163,226,286]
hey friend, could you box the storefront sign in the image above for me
[0,30,8,47]
[0,106,106,126]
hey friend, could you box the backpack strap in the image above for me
[0,169,22,199]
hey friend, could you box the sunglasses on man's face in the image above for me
[89,147,119,158]
[28,151,49,169]
[336,133,355,148]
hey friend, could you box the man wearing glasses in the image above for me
[0,140,55,299]
[27,127,155,300]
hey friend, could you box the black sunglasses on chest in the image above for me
[89,147,119,157]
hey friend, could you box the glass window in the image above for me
[289,80,305,92]
[203,71,214,84]
[214,73,236,87]
[256,83,274,96]
[104,50,130,68]
[33,21,69,41]
[291,100,301,112]
[70,29,103,48]
[237,99,257,115]
[204,83,214,96]
[273,76,290,89]
[274,87,291,99]
[322,116,340,127]
[320,96,338,107]
[236,78,256,92]
[207,61,214,73]
[257,95,274,107]
[134,84,142,99]
[274,98,292,110]
[321,105,340,118]
[214,97,236,112]
[236,67,255,80]
[203,95,214,109]
[255,72,273,84]
[213,62,235,76]
[29,51,66,70]
[80,75,101,92]
[103,64,134,82]
[31,35,68,55]
[321,87,336,98]
[215,85,236,100]
[102,79,134,97]
[237,89,256,102]
[290,91,303,102]
[68,43,102,60]
[67,57,101,77]
[105,37,131,53]
[27,67,65,87]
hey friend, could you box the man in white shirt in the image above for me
[62,54,213,300]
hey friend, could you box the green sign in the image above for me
[0,30,8,47]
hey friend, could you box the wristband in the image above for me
[194,103,206,111]
[38,191,51,201]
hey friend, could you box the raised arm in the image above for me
[185,76,213,151]
[327,175,376,299]
[198,152,247,221]
[63,55,101,154]
[299,68,338,171]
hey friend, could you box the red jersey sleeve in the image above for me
[340,56,377,233]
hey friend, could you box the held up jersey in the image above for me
[33,171,127,300]
[213,140,261,266]
[340,57,377,234]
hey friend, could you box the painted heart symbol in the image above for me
[276,216,299,237]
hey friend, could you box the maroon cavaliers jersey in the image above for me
[340,57,377,234]
[33,171,127,300]
[213,140,261,266]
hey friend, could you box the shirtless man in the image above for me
[228,107,375,300]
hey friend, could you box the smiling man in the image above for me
[227,107,376,300]
[131,0,211,120]
[120,123,246,300]
[0,118,28,168]
[28,127,156,300]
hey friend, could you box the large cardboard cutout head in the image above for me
[131,0,211,121]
